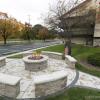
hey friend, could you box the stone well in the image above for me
[23,55,48,72]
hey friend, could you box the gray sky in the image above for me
[0,0,84,26]
[0,0,54,25]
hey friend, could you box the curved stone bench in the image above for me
[0,57,6,67]
[42,51,63,60]
[0,73,21,98]
[34,70,67,97]
[65,55,77,69]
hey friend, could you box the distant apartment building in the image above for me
[0,12,8,19]
[63,0,100,46]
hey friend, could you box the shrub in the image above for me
[87,53,100,67]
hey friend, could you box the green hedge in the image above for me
[87,53,100,67]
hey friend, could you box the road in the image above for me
[0,41,61,56]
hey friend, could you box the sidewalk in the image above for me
[75,71,100,90]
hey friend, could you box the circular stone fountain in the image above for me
[23,55,48,72]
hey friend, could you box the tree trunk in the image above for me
[44,38,46,41]
[64,39,71,55]
[4,37,7,45]
[67,39,71,55]
[64,29,72,56]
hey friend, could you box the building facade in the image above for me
[63,0,100,46]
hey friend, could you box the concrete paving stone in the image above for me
[75,72,100,89]
[0,58,100,99]
[0,58,76,99]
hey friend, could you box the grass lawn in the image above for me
[41,44,100,77]
[72,44,100,77]
[45,87,100,100]
[8,54,23,58]
[0,87,100,100]
[40,44,64,53]
[72,44,100,60]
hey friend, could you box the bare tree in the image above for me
[44,0,96,56]
[44,0,78,56]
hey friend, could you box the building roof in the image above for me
[63,0,92,17]
[0,12,8,18]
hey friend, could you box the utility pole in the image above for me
[28,15,31,25]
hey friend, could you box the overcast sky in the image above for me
[0,0,84,26]
[0,0,55,26]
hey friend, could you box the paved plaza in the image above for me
[0,58,76,99]
[0,58,100,99]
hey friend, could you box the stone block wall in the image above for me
[65,60,76,69]
[0,73,21,98]
[35,77,67,97]
[23,55,48,72]
[35,75,67,97]
[93,38,100,46]
[0,57,6,67]
[0,82,20,98]
[65,55,77,69]
[42,51,63,60]
[25,60,48,72]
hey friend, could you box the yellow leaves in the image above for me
[0,16,24,38]
[38,27,49,39]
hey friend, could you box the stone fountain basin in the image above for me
[23,55,48,72]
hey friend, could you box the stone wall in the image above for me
[94,24,100,37]
[93,38,100,46]
[4,82,20,98]
[35,77,67,97]
[23,55,48,72]
[0,73,21,98]
[42,51,63,60]
[0,57,6,67]
[65,55,77,69]
[24,60,48,72]
[0,80,20,98]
